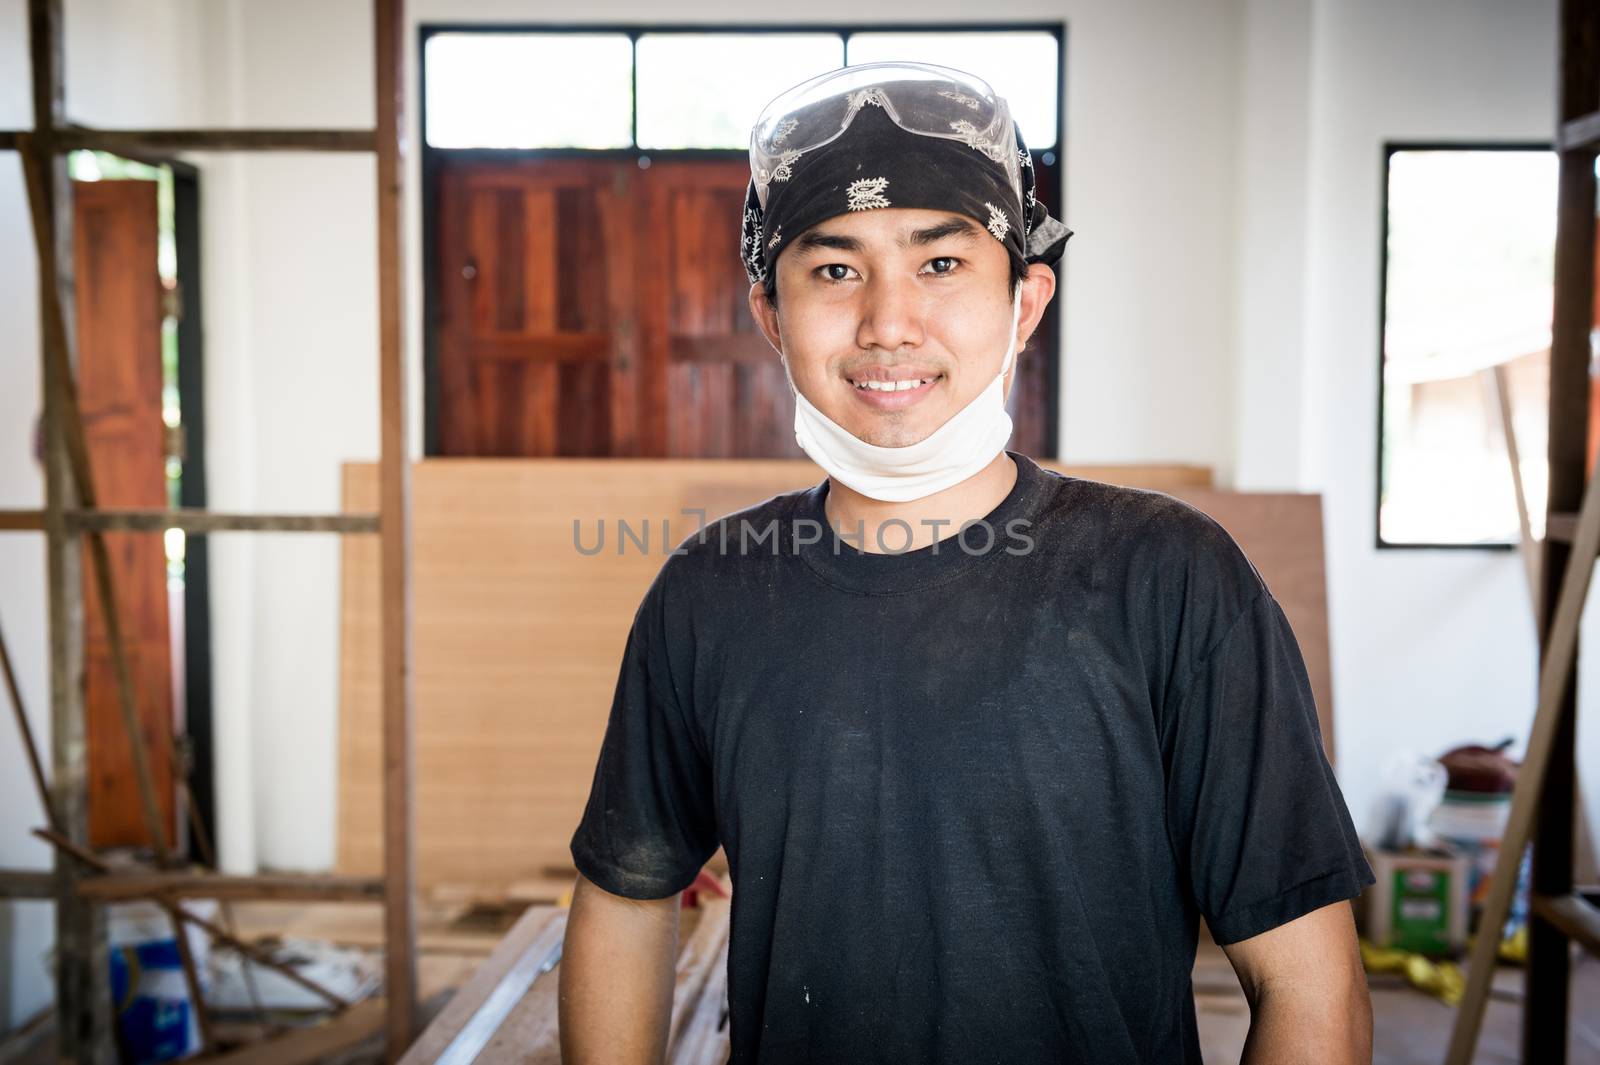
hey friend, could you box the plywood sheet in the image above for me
[339,459,1339,890]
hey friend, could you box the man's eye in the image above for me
[817,263,858,282]
[925,256,962,275]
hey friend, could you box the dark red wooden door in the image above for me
[74,177,177,849]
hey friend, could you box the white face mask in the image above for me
[788,286,1025,503]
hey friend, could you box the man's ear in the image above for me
[748,280,784,358]
[1015,263,1057,350]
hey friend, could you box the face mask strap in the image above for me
[998,283,1026,380]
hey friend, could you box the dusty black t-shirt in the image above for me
[570,452,1373,1064]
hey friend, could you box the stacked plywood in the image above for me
[337,460,1332,892]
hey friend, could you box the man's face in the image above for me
[749,207,1053,449]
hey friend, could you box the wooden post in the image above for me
[1525,2,1599,1061]
[374,0,418,1057]
[28,2,113,1061]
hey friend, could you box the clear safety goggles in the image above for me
[749,61,1022,211]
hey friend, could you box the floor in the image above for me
[1193,935,1600,1065]
[5,902,1596,1063]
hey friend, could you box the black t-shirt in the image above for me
[569,452,1374,1064]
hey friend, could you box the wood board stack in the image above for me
[337,460,1333,893]
[398,887,733,1065]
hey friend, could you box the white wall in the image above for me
[0,0,1586,1032]
[1284,0,1575,841]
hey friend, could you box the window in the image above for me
[635,34,845,150]
[1378,147,1559,547]
[423,33,634,149]
[422,26,1062,153]
[846,31,1058,149]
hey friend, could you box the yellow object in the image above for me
[1497,924,1528,964]
[1358,937,1466,1005]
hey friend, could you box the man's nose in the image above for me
[855,275,926,354]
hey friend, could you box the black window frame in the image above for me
[1375,139,1554,552]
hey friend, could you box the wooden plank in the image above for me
[1559,109,1600,152]
[396,906,564,1065]
[1531,893,1600,956]
[1443,457,1600,1064]
[0,508,381,533]
[337,460,1219,889]
[374,0,418,1057]
[1522,3,1600,1059]
[1,613,57,828]
[74,175,176,851]
[1162,489,1337,763]
[75,871,383,903]
[187,999,386,1065]
[0,127,377,152]
[26,1,113,1058]
[69,509,380,533]
[666,934,731,1065]
[0,870,54,898]
[667,893,731,1057]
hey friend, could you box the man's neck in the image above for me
[822,451,1019,555]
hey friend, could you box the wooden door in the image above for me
[436,159,632,456]
[639,160,802,458]
[74,178,177,848]
[433,155,1056,458]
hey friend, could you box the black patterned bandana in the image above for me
[740,103,1071,286]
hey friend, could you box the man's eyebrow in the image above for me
[791,215,982,256]
[903,216,982,247]
[793,229,863,254]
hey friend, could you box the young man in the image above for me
[561,63,1374,1064]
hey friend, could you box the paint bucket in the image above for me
[107,900,213,1064]
[1428,790,1529,937]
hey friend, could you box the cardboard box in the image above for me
[1358,844,1470,957]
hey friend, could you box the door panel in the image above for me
[438,160,623,456]
[74,177,176,849]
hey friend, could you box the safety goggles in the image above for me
[749,61,1022,212]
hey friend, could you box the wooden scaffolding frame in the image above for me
[1444,0,1600,1062]
[0,0,419,1060]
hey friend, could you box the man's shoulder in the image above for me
[1028,470,1266,606]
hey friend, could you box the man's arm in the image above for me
[1220,899,1372,1065]
[559,872,682,1065]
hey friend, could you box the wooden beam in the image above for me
[374,0,419,1058]
[68,509,380,533]
[187,999,385,1065]
[396,908,565,1065]
[1531,893,1600,956]
[35,828,355,1012]
[0,615,58,830]
[0,510,381,533]
[0,127,377,152]
[0,870,54,898]
[1443,418,1600,1064]
[75,871,383,903]
[27,2,113,1060]
[1559,110,1600,152]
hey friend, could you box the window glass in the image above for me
[424,33,633,149]
[1379,149,1559,546]
[846,32,1058,149]
[636,34,844,150]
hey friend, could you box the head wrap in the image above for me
[740,102,1071,287]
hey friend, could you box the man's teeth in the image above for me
[853,377,935,392]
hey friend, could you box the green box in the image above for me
[1358,844,1469,957]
